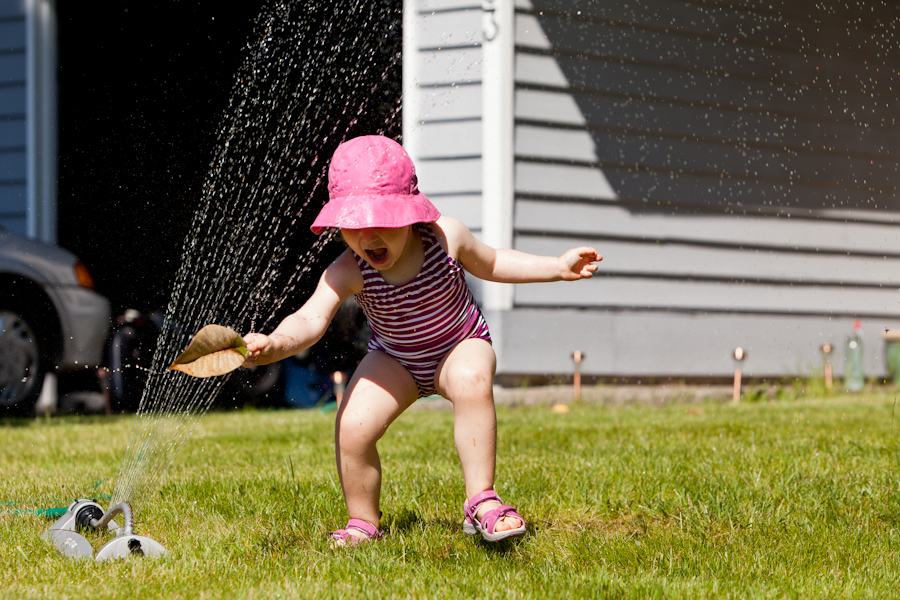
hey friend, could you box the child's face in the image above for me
[341,226,413,271]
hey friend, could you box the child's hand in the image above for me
[559,247,602,280]
[242,332,271,367]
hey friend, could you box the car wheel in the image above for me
[0,309,45,415]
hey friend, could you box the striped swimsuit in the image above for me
[353,224,492,397]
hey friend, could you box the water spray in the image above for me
[45,0,405,561]
[39,326,236,560]
[41,499,167,561]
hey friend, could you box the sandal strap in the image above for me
[478,504,523,534]
[464,490,502,523]
[346,518,383,539]
[331,518,384,542]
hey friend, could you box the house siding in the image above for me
[406,1,485,232]
[0,0,28,234]
[409,0,900,380]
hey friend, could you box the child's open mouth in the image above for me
[365,248,388,264]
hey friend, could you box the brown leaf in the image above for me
[167,324,247,378]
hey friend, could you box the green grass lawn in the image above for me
[1,389,899,599]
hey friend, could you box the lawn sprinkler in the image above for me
[41,499,167,561]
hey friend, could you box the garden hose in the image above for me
[2,479,111,519]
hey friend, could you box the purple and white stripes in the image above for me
[353,225,491,397]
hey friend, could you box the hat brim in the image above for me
[310,192,441,235]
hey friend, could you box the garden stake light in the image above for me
[732,347,747,404]
[820,343,834,389]
[572,350,584,400]
[332,371,347,404]
[552,351,584,413]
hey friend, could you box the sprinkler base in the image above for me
[40,529,94,560]
[96,534,168,561]
[42,499,166,561]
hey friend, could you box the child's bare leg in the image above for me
[335,350,419,537]
[435,338,522,532]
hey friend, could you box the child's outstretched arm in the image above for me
[438,216,601,283]
[242,251,362,366]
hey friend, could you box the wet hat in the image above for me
[310,135,441,234]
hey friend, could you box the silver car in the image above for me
[0,229,111,414]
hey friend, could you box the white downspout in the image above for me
[480,0,514,311]
[401,0,422,159]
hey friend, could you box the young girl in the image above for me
[243,135,601,545]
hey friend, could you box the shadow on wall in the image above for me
[527,0,900,215]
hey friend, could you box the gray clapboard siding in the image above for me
[532,128,898,185]
[515,236,900,288]
[420,0,477,11]
[816,209,899,225]
[515,89,583,124]
[0,54,25,89]
[0,20,25,49]
[515,161,616,199]
[516,11,880,96]
[428,193,483,228]
[0,182,26,228]
[514,13,549,49]
[517,158,896,217]
[514,274,900,318]
[417,47,482,86]
[410,0,486,229]
[0,0,27,233]
[504,0,900,377]
[403,0,900,378]
[488,307,900,378]
[417,6,482,47]
[0,150,24,179]
[514,124,596,162]
[513,235,900,315]
[0,0,22,19]
[417,83,482,121]
[514,0,900,212]
[416,156,482,195]
[515,200,900,256]
[0,119,24,146]
[416,119,481,158]
[0,178,25,198]
[516,87,893,155]
[0,84,25,116]
[515,53,566,86]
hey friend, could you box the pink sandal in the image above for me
[463,490,527,542]
[330,518,383,547]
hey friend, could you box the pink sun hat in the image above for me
[310,135,441,234]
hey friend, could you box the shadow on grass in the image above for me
[384,507,424,534]
[469,534,525,554]
[389,511,528,553]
